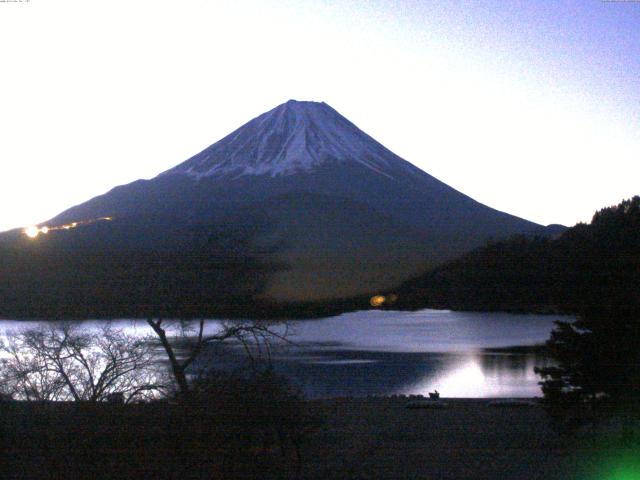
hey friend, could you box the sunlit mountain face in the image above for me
[5,100,552,306]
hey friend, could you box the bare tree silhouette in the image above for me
[0,323,168,402]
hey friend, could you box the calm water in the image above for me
[238,309,561,398]
[0,309,565,398]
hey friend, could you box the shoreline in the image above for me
[303,396,570,479]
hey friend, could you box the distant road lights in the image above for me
[370,295,386,307]
[24,226,40,238]
[22,216,114,239]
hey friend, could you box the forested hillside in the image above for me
[396,196,640,316]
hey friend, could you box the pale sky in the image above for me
[1,0,638,232]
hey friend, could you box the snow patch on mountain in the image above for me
[162,100,422,180]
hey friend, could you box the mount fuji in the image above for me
[6,100,552,307]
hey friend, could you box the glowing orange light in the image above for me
[370,295,386,307]
[22,216,114,239]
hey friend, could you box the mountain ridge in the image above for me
[12,99,555,303]
[161,99,422,180]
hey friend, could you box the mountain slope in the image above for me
[13,100,549,304]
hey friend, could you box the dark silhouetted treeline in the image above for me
[0,214,382,320]
[395,196,640,316]
[0,217,285,320]
[533,198,640,426]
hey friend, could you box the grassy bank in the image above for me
[0,400,315,479]
[2,397,621,479]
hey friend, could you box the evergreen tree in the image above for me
[536,197,640,431]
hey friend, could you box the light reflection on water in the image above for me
[404,353,549,398]
[256,348,553,399]
[258,309,560,398]
[0,309,565,398]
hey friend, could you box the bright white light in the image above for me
[24,226,39,239]
[428,359,487,398]
[21,217,112,239]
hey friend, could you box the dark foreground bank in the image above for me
[0,398,636,479]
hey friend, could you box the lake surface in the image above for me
[0,309,565,399]
[238,309,561,398]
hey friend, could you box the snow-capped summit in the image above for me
[163,100,418,179]
[33,100,550,304]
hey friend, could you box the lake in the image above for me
[0,309,565,399]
